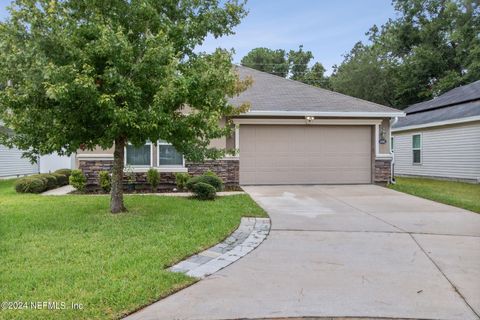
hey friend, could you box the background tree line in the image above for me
[241,0,480,109]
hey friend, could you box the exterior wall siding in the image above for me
[0,144,39,178]
[392,121,480,182]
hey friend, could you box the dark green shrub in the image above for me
[146,168,160,192]
[14,177,46,193]
[175,172,190,190]
[99,171,111,193]
[192,182,216,200]
[34,174,58,189]
[69,169,87,191]
[51,173,68,186]
[54,168,72,179]
[186,174,223,192]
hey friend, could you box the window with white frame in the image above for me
[158,140,183,167]
[412,134,421,164]
[125,142,152,166]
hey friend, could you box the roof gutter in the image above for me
[392,115,480,132]
[240,111,406,118]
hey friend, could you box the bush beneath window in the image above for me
[99,171,111,193]
[192,182,216,200]
[52,173,68,186]
[69,169,87,191]
[146,168,160,192]
[175,172,190,191]
[54,169,72,179]
[186,175,223,192]
[14,177,47,193]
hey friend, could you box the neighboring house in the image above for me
[0,121,73,178]
[76,66,404,189]
[0,121,39,178]
[392,80,480,183]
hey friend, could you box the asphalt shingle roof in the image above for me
[393,80,480,130]
[404,80,480,114]
[229,66,401,115]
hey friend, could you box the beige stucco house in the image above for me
[76,66,404,189]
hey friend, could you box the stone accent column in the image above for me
[374,159,392,184]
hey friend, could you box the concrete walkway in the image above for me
[125,185,480,320]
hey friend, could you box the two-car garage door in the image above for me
[239,125,372,185]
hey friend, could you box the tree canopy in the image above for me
[240,45,330,89]
[0,0,250,212]
[331,0,480,108]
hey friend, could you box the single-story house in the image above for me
[392,80,480,183]
[76,66,404,189]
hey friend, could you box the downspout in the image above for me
[390,117,398,184]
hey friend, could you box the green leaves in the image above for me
[331,0,480,108]
[0,0,249,162]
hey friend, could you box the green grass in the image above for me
[0,179,266,320]
[389,177,480,213]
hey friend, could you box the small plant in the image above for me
[203,169,217,177]
[175,172,190,190]
[51,173,68,186]
[186,174,223,192]
[54,169,72,179]
[192,182,216,200]
[35,174,58,190]
[124,165,136,191]
[14,177,47,193]
[146,168,160,192]
[99,171,111,193]
[69,169,87,191]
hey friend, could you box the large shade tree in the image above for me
[0,0,251,213]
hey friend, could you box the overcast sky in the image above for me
[0,0,397,74]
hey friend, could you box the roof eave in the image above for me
[240,110,406,118]
[392,115,480,132]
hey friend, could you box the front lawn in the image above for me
[389,177,480,213]
[0,179,266,320]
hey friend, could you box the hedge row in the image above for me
[14,169,72,194]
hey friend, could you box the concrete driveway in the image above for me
[126,185,480,320]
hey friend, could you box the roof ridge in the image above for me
[236,65,399,112]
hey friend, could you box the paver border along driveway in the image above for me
[126,185,480,320]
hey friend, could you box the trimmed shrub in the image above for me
[203,169,217,177]
[99,171,111,193]
[175,172,190,190]
[15,177,47,193]
[52,173,68,186]
[69,169,87,191]
[186,174,223,192]
[146,168,160,192]
[54,169,72,179]
[34,174,58,190]
[192,182,216,200]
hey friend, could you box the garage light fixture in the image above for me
[305,116,315,123]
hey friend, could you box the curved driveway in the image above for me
[126,185,480,320]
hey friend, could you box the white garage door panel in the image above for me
[240,125,372,185]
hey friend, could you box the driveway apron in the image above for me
[126,185,480,320]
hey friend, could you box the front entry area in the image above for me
[239,124,372,185]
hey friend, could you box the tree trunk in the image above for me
[110,137,127,213]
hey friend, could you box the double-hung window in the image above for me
[158,140,184,167]
[125,142,152,167]
[412,134,421,164]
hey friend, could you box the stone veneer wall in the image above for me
[78,159,239,192]
[374,159,392,184]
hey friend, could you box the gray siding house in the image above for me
[392,81,480,183]
[0,121,39,178]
